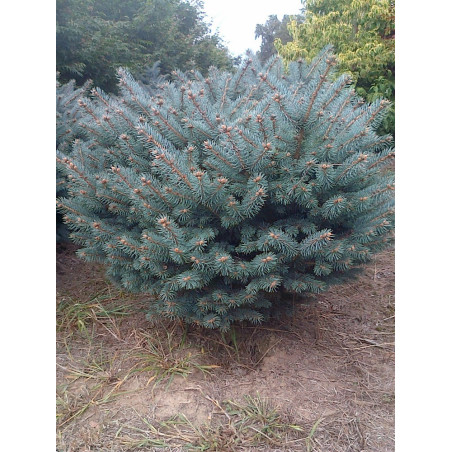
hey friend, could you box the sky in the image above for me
[202,0,303,56]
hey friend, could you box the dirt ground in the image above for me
[56,243,395,451]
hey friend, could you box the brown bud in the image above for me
[158,217,170,227]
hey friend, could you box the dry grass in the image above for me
[129,326,220,390]
[56,244,394,451]
[116,392,311,451]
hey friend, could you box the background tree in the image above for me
[254,13,304,64]
[275,0,395,135]
[56,0,233,93]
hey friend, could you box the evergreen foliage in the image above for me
[56,77,92,240]
[57,47,394,331]
[275,0,395,135]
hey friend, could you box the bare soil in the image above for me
[57,243,394,451]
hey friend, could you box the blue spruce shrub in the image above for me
[57,47,394,331]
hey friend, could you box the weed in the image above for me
[118,393,307,451]
[56,345,139,432]
[56,292,135,339]
[306,417,323,452]
[225,393,304,445]
[60,347,120,384]
[131,326,219,389]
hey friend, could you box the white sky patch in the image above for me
[202,0,303,57]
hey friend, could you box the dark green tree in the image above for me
[57,47,394,330]
[56,0,233,93]
[255,13,304,64]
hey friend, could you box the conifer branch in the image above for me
[223,131,248,173]
[151,107,188,144]
[234,58,252,91]
[306,50,335,80]
[303,59,336,123]
[220,76,232,111]
[323,92,354,139]
[79,123,102,138]
[142,233,168,249]
[336,154,368,181]
[254,58,279,93]
[90,88,110,107]
[152,151,193,190]
[361,135,393,151]
[140,177,172,206]
[203,141,236,170]
[321,75,352,112]
[365,100,391,127]
[157,216,180,246]
[57,156,96,191]
[336,131,368,155]
[181,119,214,140]
[250,142,273,171]
[111,166,164,213]
[367,152,395,170]
[293,128,305,160]
[236,128,259,149]
[231,85,258,118]
[204,78,216,102]
[187,91,215,129]
[115,108,136,129]
[119,75,155,120]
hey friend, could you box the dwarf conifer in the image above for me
[57,47,394,330]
